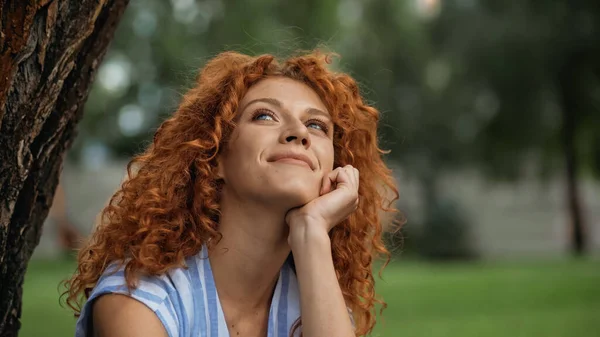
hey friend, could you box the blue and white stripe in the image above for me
[74,246,302,337]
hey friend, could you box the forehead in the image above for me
[239,77,329,113]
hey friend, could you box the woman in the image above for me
[64,50,399,337]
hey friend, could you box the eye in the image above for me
[251,109,276,121]
[306,119,330,134]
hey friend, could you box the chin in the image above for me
[272,180,320,208]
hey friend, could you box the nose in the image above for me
[280,120,311,148]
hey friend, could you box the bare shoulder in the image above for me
[92,293,169,337]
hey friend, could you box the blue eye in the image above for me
[252,109,276,121]
[255,113,274,121]
[307,120,329,133]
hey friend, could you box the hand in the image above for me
[285,165,360,245]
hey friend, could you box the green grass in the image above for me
[20,258,600,337]
[21,258,78,337]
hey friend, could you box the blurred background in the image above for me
[21,0,600,336]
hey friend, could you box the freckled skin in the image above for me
[217,77,335,210]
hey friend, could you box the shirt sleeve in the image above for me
[74,265,182,337]
[347,306,356,331]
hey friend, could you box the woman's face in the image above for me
[217,77,335,208]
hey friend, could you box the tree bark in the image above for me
[0,0,129,335]
[561,91,585,256]
[557,50,588,256]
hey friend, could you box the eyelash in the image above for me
[251,109,330,134]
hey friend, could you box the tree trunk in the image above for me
[0,1,129,335]
[557,51,587,256]
[561,97,585,256]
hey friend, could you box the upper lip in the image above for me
[268,151,315,170]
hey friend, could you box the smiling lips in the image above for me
[268,152,315,170]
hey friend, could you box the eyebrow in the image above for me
[241,97,332,121]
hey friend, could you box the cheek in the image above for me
[226,133,255,162]
[220,142,253,178]
[319,144,335,171]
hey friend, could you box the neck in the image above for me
[208,194,292,313]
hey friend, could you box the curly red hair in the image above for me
[63,50,400,336]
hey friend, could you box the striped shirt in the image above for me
[75,246,302,337]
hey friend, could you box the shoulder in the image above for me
[75,257,204,337]
[92,293,168,337]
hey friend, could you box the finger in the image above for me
[320,172,332,195]
[349,168,360,208]
[321,167,342,194]
[334,166,354,190]
[342,166,359,201]
[342,165,352,185]
[343,165,357,188]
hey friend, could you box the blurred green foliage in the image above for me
[73,0,600,258]
[75,1,600,177]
